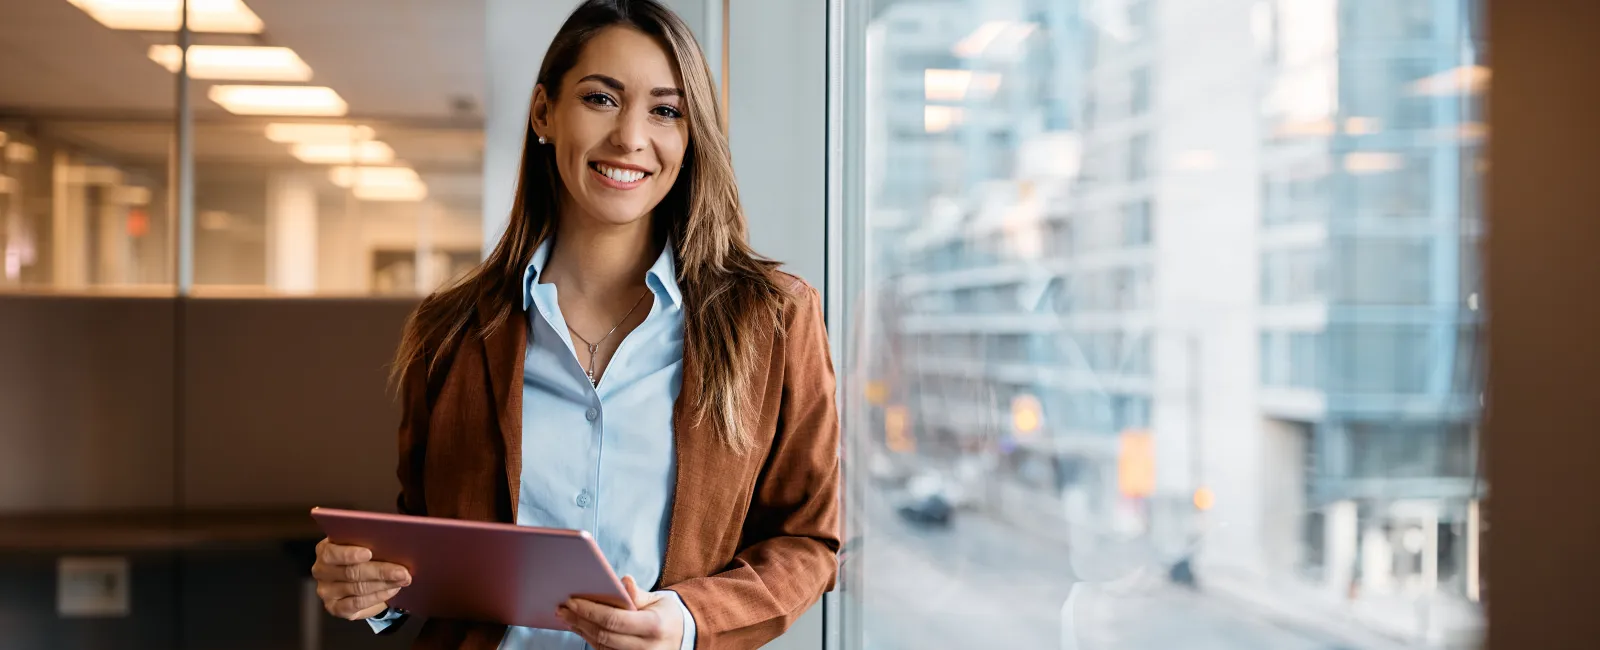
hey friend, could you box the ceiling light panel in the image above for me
[66,0,264,34]
[265,123,376,144]
[148,45,312,81]
[208,85,348,116]
[290,141,396,165]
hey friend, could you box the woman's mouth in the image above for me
[590,162,651,190]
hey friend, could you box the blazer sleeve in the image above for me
[668,284,843,650]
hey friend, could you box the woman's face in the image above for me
[533,26,689,229]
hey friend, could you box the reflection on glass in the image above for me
[0,4,177,292]
[189,19,485,295]
[844,1,1486,648]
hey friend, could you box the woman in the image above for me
[309,1,840,649]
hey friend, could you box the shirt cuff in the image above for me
[660,590,696,650]
[365,607,407,634]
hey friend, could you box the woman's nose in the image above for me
[610,110,649,152]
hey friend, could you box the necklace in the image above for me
[568,290,651,386]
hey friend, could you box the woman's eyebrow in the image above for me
[577,74,626,91]
[576,74,682,98]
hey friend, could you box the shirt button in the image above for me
[585,407,598,421]
[576,491,592,508]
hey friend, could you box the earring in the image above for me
[538,135,548,145]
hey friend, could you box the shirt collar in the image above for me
[522,237,682,311]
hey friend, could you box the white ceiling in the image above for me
[0,0,486,118]
[0,0,487,191]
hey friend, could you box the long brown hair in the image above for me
[392,0,785,452]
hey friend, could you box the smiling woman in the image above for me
[532,27,690,228]
[309,2,841,650]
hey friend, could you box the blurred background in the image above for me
[2,0,1596,649]
[838,1,1486,649]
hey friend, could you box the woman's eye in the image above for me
[652,105,683,119]
[582,93,618,107]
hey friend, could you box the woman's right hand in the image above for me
[311,537,412,620]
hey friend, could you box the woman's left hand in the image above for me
[558,575,684,650]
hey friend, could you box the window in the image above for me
[1262,248,1326,304]
[1128,133,1151,182]
[1333,238,1433,304]
[1131,67,1153,116]
[838,1,1486,648]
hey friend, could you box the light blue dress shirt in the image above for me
[371,237,696,650]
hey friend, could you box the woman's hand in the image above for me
[311,537,412,620]
[558,575,684,650]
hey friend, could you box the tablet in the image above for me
[310,507,634,629]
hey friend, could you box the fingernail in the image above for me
[388,569,406,581]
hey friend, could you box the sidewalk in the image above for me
[1201,567,1484,650]
[969,477,1485,649]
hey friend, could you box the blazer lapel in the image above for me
[477,301,527,516]
[662,340,710,586]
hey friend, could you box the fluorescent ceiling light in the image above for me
[208,85,347,116]
[924,106,964,133]
[329,166,420,189]
[1410,65,1491,96]
[148,45,312,81]
[924,69,1001,102]
[265,123,376,144]
[290,141,395,165]
[332,165,428,201]
[65,0,264,33]
[353,181,428,202]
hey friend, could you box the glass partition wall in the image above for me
[1,0,485,297]
[831,1,1487,648]
[0,2,484,648]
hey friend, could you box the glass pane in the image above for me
[840,0,1487,648]
[0,2,177,292]
[188,6,484,296]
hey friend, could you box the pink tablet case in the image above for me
[310,507,635,629]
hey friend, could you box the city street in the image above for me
[854,489,1359,649]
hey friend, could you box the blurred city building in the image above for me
[859,0,1485,646]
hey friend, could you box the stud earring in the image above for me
[538,135,548,145]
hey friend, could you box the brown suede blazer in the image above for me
[392,273,840,650]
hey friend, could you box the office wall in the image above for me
[181,298,416,511]
[728,0,827,285]
[1485,0,1600,647]
[0,296,415,514]
[0,296,176,513]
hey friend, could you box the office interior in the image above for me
[0,0,1595,648]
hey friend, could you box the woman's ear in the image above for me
[530,83,553,141]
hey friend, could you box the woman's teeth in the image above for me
[596,164,646,183]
